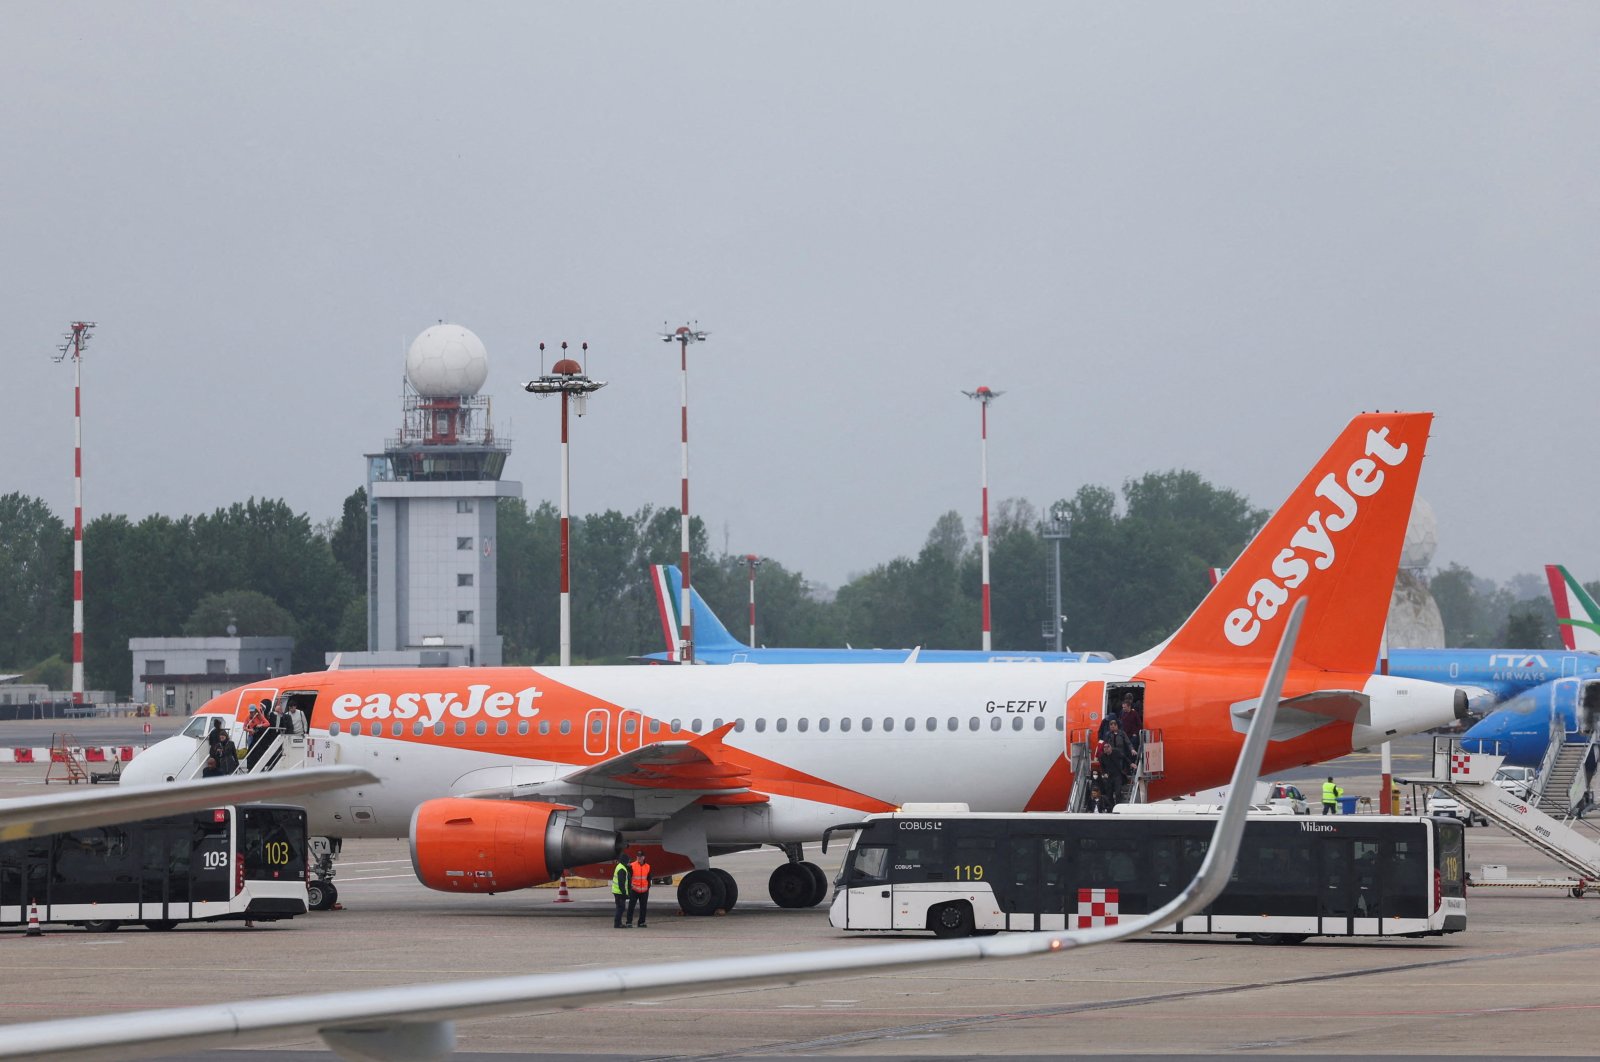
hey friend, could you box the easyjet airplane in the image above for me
[123,411,1467,917]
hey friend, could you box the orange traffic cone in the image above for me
[26,902,41,936]
[553,875,573,903]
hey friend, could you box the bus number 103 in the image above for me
[954,864,984,881]
[264,841,292,866]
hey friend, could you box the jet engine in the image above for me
[409,798,621,894]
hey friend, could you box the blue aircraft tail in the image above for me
[651,564,749,655]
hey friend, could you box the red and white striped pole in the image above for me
[524,343,605,669]
[745,554,760,647]
[662,325,708,663]
[59,323,95,705]
[963,386,1002,651]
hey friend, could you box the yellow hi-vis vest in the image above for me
[611,861,629,895]
[1323,780,1341,804]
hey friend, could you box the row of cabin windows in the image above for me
[327,714,1067,738]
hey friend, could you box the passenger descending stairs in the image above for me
[1423,738,1600,883]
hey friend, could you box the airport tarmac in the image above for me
[2,736,1598,1059]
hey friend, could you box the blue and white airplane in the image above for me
[1458,565,1600,765]
[643,564,1113,665]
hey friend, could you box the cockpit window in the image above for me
[180,717,217,738]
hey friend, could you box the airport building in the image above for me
[128,636,294,715]
[340,324,521,669]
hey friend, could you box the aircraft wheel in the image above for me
[710,868,739,910]
[307,881,338,912]
[800,862,829,907]
[678,869,728,916]
[929,902,974,939]
[768,863,815,908]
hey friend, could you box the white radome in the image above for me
[406,324,489,398]
[1400,497,1438,571]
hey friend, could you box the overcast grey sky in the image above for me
[5,3,1596,591]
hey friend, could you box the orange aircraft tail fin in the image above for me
[1151,412,1432,675]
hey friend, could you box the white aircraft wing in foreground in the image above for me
[0,766,379,842]
[0,601,1304,1062]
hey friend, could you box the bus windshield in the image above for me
[240,806,307,882]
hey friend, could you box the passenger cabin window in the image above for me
[559,721,571,735]
[797,718,808,732]
[861,718,873,733]
[775,718,787,733]
[518,721,529,735]
[754,718,766,733]
[840,718,852,733]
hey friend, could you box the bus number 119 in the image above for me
[954,864,984,881]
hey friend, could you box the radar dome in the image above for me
[406,324,489,398]
[1400,497,1438,571]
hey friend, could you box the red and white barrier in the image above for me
[0,746,140,764]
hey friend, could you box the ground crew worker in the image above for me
[626,850,652,928]
[1322,776,1343,815]
[611,855,631,928]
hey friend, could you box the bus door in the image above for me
[140,820,191,922]
[1002,830,1069,931]
[2,837,50,923]
[1320,838,1382,936]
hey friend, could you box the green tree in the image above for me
[0,493,70,669]
[183,590,297,637]
[329,487,367,587]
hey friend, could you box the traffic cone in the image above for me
[553,875,573,903]
[26,902,41,936]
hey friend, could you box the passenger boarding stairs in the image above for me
[1529,708,1600,821]
[1066,727,1164,811]
[1418,737,1600,883]
[170,725,326,782]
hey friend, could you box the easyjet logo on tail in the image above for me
[330,684,544,727]
[1223,427,1411,647]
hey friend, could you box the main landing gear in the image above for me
[673,845,830,916]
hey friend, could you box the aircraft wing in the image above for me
[0,604,1301,1062]
[462,723,761,807]
[0,766,379,842]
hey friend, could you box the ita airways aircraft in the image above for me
[123,412,1466,918]
[1458,565,1600,765]
[643,563,1113,664]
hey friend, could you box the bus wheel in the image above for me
[1246,933,1307,945]
[142,921,177,931]
[768,863,815,908]
[929,902,974,939]
[710,868,740,911]
[80,920,119,933]
[678,869,728,916]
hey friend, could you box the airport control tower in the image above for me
[349,324,521,668]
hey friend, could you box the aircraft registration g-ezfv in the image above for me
[122,412,1467,917]
[643,562,1114,664]
[0,604,1301,1062]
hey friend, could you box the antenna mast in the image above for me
[54,322,96,705]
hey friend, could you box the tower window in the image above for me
[456,499,474,513]
[457,537,473,550]
[457,573,474,587]
[457,610,474,624]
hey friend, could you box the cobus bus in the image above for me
[826,808,1466,944]
[0,804,309,932]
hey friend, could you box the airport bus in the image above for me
[0,804,309,932]
[825,807,1466,944]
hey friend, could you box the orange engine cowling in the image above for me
[409,798,622,894]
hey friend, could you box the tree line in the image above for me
[0,479,1586,698]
